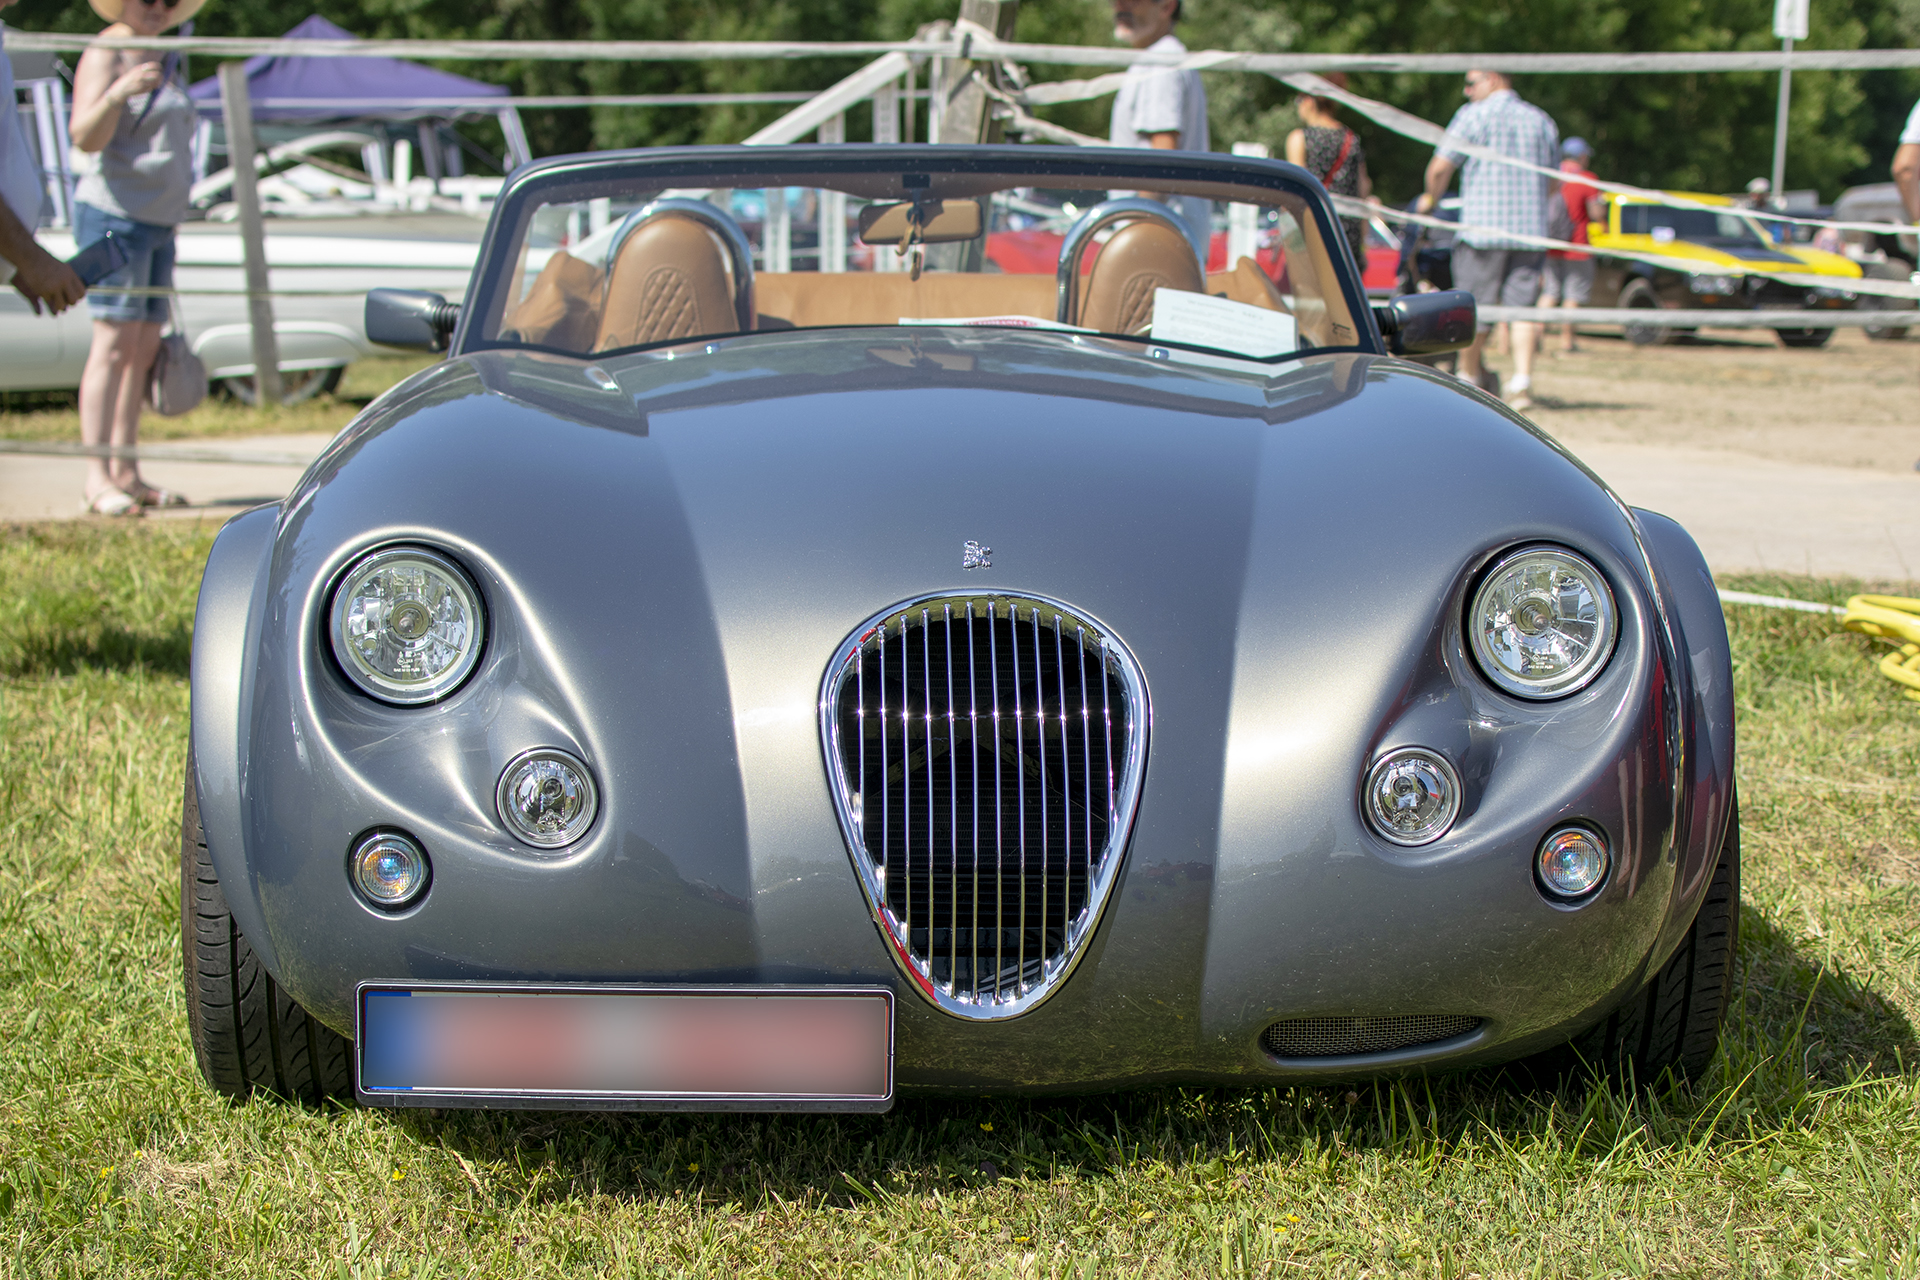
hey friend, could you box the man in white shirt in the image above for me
[0,2,84,314]
[1894,98,1920,226]
[1108,0,1211,265]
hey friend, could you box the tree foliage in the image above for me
[18,0,1919,198]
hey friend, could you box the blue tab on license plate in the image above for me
[355,984,893,1111]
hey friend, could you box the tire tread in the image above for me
[181,752,355,1104]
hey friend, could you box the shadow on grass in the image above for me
[0,615,193,679]
[366,908,1914,1210]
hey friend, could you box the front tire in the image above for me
[1619,278,1674,346]
[1776,326,1834,349]
[215,365,345,406]
[1567,797,1740,1083]
[1861,259,1913,341]
[182,752,354,1103]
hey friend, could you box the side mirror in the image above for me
[1376,289,1476,357]
[367,288,460,353]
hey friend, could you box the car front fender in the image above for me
[190,504,283,977]
[1631,506,1736,969]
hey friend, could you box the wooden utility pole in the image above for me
[927,0,1018,271]
[218,62,283,407]
[933,0,1018,147]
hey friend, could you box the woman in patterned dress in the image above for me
[1284,72,1373,263]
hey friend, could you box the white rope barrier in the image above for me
[0,439,318,466]
[1718,589,1846,615]
[1477,306,1908,327]
[11,29,1920,74]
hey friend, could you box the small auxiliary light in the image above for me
[1537,826,1609,899]
[1363,748,1461,846]
[497,749,598,849]
[350,831,430,909]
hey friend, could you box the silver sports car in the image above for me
[183,145,1737,1112]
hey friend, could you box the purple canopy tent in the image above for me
[188,15,531,171]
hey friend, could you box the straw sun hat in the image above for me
[87,0,208,30]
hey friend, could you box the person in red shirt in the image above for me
[1541,137,1602,353]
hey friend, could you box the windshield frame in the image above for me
[453,144,1383,361]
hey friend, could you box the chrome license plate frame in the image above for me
[354,982,894,1112]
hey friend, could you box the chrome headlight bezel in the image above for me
[495,747,599,849]
[1362,747,1462,847]
[1467,545,1619,700]
[327,544,487,706]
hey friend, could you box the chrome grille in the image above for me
[821,594,1149,1019]
[1262,1015,1481,1059]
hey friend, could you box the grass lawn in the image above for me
[0,357,437,445]
[0,523,1915,1277]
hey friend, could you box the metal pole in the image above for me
[218,62,283,407]
[1770,36,1792,201]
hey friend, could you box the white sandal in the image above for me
[84,487,143,518]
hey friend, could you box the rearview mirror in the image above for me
[367,288,460,353]
[857,199,983,246]
[1377,289,1475,357]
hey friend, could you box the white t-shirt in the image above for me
[1109,32,1212,265]
[0,24,48,283]
[1902,98,1920,145]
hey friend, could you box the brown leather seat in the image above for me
[593,214,743,352]
[502,250,604,352]
[1074,217,1205,334]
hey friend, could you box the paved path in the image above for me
[4,432,1915,585]
[1574,442,1920,585]
[0,435,333,522]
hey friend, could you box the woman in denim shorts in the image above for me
[68,0,204,515]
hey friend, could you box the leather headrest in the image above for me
[1076,218,1205,334]
[594,214,740,351]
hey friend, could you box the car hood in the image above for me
[261,327,1674,1072]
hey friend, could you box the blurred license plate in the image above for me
[356,984,893,1111]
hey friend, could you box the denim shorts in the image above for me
[74,203,175,324]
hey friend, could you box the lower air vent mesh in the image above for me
[1261,1014,1480,1059]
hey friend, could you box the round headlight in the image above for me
[329,546,484,705]
[1363,747,1461,846]
[350,831,430,908]
[497,748,598,849]
[1537,825,1609,899]
[1468,546,1617,699]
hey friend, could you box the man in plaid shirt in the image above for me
[1416,70,1559,411]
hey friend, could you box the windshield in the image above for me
[1618,203,1768,248]
[466,159,1364,363]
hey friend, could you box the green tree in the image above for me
[18,0,1918,197]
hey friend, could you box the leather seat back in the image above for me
[1076,218,1206,334]
[594,212,746,352]
[1055,199,1206,333]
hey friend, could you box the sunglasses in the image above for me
[138,0,182,8]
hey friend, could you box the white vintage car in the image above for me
[2,213,482,400]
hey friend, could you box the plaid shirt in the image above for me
[1437,90,1559,249]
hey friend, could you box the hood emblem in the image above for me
[962,540,992,570]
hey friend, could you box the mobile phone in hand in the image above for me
[68,233,131,286]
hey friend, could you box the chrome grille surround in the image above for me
[1261,1015,1482,1059]
[820,593,1150,1020]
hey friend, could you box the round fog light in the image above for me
[1363,748,1461,846]
[497,748,598,849]
[350,831,430,908]
[1538,826,1609,898]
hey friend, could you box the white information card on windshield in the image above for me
[1149,288,1297,359]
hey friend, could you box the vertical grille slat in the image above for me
[825,593,1149,1019]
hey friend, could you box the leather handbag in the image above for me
[148,297,208,417]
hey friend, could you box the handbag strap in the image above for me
[127,21,189,134]
[1317,128,1355,187]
